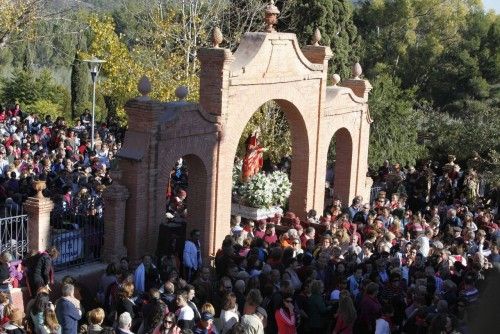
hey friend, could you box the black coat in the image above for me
[25,253,53,294]
[115,297,136,319]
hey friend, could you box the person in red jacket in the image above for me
[333,291,357,334]
[275,294,296,334]
[356,282,382,333]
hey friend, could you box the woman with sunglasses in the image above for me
[153,313,180,334]
[275,294,296,334]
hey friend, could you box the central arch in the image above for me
[229,99,310,215]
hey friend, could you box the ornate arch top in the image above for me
[228,32,328,84]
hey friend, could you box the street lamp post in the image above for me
[83,56,106,150]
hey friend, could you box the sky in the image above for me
[483,0,500,12]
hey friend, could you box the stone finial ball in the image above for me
[312,28,321,46]
[212,27,223,48]
[138,75,152,96]
[332,74,341,86]
[352,62,362,79]
[175,86,189,100]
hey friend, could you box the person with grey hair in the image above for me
[55,284,82,334]
[117,312,133,334]
[0,251,12,294]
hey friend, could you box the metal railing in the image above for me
[0,207,29,260]
[50,214,104,271]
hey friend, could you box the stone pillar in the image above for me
[102,170,129,263]
[341,63,373,101]
[342,63,373,204]
[301,42,333,215]
[24,181,54,252]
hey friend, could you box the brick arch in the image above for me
[114,30,373,262]
[180,154,209,244]
[329,127,353,206]
[224,99,310,215]
[155,143,215,256]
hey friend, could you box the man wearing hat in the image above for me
[193,311,215,334]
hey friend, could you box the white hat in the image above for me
[330,290,340,301]
[232,226,243,234]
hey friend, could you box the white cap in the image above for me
[330,290,340,301]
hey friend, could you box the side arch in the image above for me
[155,141,215,260]
[331,127,353,206]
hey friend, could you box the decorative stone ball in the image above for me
[332,74,341,86]
[312,28,321,46]
[175,86,189,100]
[33,180,46,198]
[138,75,152,96]
[212,27,223,48]
[352,63,363,79]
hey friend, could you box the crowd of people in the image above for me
[1,158,495,334]
[0,103,124,226]
[0,100,498,334]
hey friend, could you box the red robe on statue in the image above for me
[242,133,264,181]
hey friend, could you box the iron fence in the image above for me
[0,207,29,260]
[50,214,104,271]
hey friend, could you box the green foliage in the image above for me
[423,98,500,161]
[368,74,426,167]
[327,140,336,166]
[476,150,500,185]
[0,68,70,119]
[71,38,90,118]
[236,101,291,164]
[289,0,360,79]
[24,99,62,119]
[355,0,482,92]
[1,69,39,105]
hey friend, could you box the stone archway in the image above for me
[112,27,373,261]
[231,99,309,217]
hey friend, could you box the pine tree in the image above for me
[70,37,89,119]
[288,0,360,80]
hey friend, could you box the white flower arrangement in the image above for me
[232,162,292,208]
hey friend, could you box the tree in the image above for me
[289,0,360,79]
[84,11,202,122]
[355,0,481,92]
[0,0,47,49]
[0,68,70,118]
[422,98,500,162]
[70,37,90,119]
[368,73,426,168]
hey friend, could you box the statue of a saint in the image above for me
[242,130,266,182]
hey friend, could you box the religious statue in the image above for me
[242,130,267,182]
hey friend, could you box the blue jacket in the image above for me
[183,240,202,270]
[55,298,82,334]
